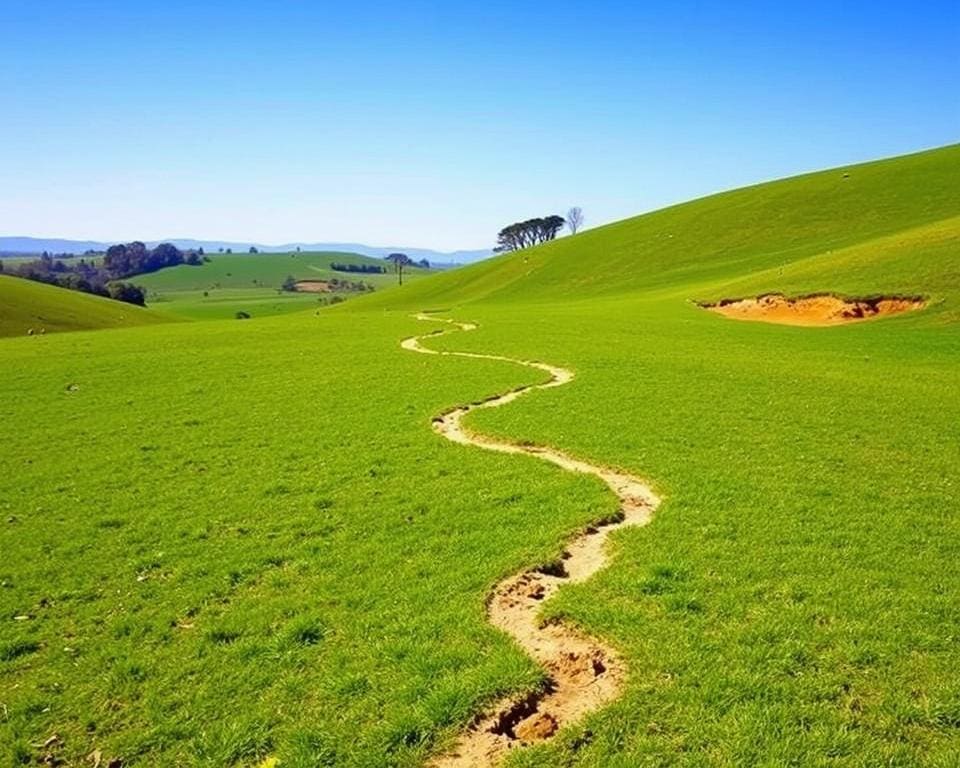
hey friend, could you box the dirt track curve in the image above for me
[402,314,661,767]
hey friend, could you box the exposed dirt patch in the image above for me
[293,280,331,293]
[402,314,660,767]
[701,293,925,326]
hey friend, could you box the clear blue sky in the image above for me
[1,1,957,250]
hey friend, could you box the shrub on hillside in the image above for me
[107,282,146,307]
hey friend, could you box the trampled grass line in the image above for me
[402,314,662,767]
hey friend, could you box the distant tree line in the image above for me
[494,215,566,252]
[330,262,387,274]
[6,241,207,307]
[103,241,205,276]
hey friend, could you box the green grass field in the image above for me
[136,251,432,320]
[0,275,173,337]
[2,145,959,767]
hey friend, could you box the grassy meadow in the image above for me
[136,251,432,320]
[2,144,959,766]
[0,275,173,338]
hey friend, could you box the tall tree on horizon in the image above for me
[386,252,412,285]
[567,206,584,234]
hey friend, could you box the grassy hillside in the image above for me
[137,251,433,320]
[2,145,959,767]
[0,274,171,337]
[359,144,960,766]
[380,143,960,307]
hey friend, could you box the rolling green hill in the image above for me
[377,143,960,307]
[136,250,433,320]
[0,274,172,337]
[2,145,959,768]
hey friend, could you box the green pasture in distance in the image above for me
[146,287,325,321]
[135,251,432,319]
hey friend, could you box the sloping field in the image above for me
[386,144,960,307]
[0,274,171,337]
[2,145,959,767]
[137,251,432,320]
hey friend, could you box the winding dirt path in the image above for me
[402,314,661,767]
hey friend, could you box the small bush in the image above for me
[107,281,147,306]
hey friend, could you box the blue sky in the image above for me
[1,1,957,250]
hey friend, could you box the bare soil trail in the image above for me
[401,314,661,767]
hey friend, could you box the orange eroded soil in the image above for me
[701,293,924,326]
[402,314,660,767]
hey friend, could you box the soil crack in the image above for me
[401,314,661,767]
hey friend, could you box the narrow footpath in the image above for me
[402,314,661,767]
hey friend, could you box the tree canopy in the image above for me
[494,215,566,252]
[385,253,413,285]
[10,241,203,307]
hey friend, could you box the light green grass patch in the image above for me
[0,274,173,337]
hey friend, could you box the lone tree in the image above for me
[566,207,584,235]
[494,215,566,252]
[386,253,412,285]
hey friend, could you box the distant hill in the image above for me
[0,237,492,264]
[136,250,431,294]
[0,274,172,337]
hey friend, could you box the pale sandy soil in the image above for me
[403,314,660,767]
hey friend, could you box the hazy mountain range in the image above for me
[0,237,492,265]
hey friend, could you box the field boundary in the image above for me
[402,313,661,767]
